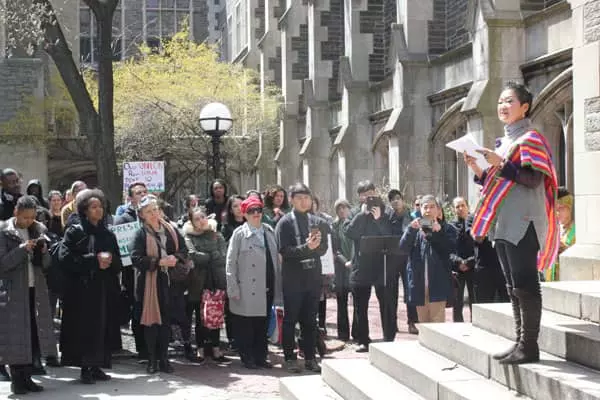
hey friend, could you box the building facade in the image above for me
[220,0,600,278]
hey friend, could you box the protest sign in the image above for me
[123,161,165,193]
[109,221,140,266]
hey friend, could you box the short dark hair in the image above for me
[76,189,105,216]
[387,189,403,203]
[289,183,312,198]
[356,180,376,195]
[128,182,147,197]
[48,190,62,201]
[15,195,38,211]
[503,81,534,118]
[557,186,571,199]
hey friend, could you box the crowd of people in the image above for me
[0,82,577,395]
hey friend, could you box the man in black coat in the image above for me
[0,168,22,221]
[276,183,327,374]
[344,181,394,351]
[449,197,475,322]
[387,189,418,334]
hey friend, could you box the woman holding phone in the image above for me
[59,189,122,384]
[464,82,558,365]
[131,195,188,374]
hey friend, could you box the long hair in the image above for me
[223,195,245,226]
[263,184,289,210]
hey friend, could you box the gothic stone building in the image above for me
[221,0,600,279]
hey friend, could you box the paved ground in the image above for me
[0,289,471,399]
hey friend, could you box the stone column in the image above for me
[462,0,524,207]
[560,0,600,279]
[275,1,307,187]
[301,0,333,205]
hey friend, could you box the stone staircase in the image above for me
[280,281,600,400]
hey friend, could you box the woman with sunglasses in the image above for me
[225,197,282,369]
[182,206,231,364]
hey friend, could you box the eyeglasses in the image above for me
[246,207,263,215]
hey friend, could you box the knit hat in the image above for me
[241,197,263,214]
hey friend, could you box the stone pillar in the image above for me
[560,0,600,279]
[275,1,307,186]
[331,0,372,200]
[301,0,333,206]
[462,1,524,207]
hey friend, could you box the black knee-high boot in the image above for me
[145,326,158,374]
[493,288,521,360]
[500,288,541,364]
[158,325,173,373]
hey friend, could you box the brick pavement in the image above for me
[0,289,471,399]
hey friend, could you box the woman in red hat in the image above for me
[225,197,282,369]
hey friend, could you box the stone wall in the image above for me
[320,0,345,101]
[256,0,266,39]
[359,0,396,82]
[0,59,42,123]
[521,0,562,12]
[446,0,468,50]
[428,0,446,55]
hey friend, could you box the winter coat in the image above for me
[225,223,282,317]
[130,225,188,325]
[182,222,227,303]
[58,219,122,367]
[26,179,49,210]
[0,190,21,221]
[399,222,457,306]
[114,206,138,225]
[448,216,476,273]
[343,206,394,288]
[0,219,56,365]
[332,218,353,291]
[221,219,244,242]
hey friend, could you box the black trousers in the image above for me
[353,284,397,345]
[474,266,509,303]
[318,299,326,330]
[399,263,418,324]
[335,288,357,340]
[182,301,220,351]
[121,266,135,324]
[225,298,235,346]
[453,270,474,322]
[234,315,269,364]
[144,324,170,362]
[282,289,320,361]
[132,302,146,357]
[494,223,541,297]
[10,288,41,378]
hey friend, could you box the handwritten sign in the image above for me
[109,221,140,266]
[123,161,165,193]
[320,234,335,275]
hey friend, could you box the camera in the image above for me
[420,218,433,232]
[366,196,384,212]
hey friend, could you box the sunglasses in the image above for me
[246,207,263,215]
[415,203,421,207]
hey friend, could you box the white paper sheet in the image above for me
[445,133,491,169]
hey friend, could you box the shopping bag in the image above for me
[202,289,226,329]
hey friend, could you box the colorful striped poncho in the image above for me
[471,130,559,272]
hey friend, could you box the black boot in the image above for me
[9,367,28,395]
[500,288,541,365]
[23,375,44,392]
[183,343,198,362]
[145,326,159,374]
[80,367,96,384]
[493,289,521,360]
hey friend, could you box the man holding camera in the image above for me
[275,183,328,373]
[344,181,394,352]
[0,196,57,394]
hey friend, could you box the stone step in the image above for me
[542,281,600,323]
[321,358,424,400]
[472,302,600,371]
[418,322,600,400]
[369,341,526,400]
[280,375,343,400]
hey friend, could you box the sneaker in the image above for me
[355,344,369,353]
[80,367,96,384]
[284,359,302,374]
[305,359,321,373]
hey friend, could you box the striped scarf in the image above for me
[471,130,559,272]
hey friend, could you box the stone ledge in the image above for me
[560,243,600,281]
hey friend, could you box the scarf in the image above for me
[471,128,559,272]
[140,218,179,327]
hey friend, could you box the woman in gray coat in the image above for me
[0,196,56,395]
[226,197,282,369]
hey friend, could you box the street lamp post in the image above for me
[199,102,233,180]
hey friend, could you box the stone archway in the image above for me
[429,98,469,200]
[530,67,573,192]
